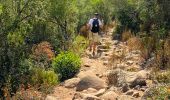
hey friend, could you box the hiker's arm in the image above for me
[99,19,103,29]
[87,19,92,30]
[87,23,91,30]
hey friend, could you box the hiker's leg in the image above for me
[92,33,99,53]
[93,42,97,52]
[89,40,92,51]
[88,32,93,51]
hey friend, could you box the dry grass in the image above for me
[107,21,115,28]
[127,37,144,51]
[122,30,133,42]
[79,24,89,38]
[32,41,55,61]
[164,39,170,57]
[108,48,126,69]
[155,39,170,69]
[127,67,140,72]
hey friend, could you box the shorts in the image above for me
[89,32,101,43]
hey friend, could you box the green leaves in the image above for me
[0,3,2,14]
[52,52,81,81]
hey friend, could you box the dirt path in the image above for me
[46,27,151,100]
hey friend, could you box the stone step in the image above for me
[97,45,110,49]
[97,49,109,52]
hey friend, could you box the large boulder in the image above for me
[64,78,80,88]
[76,75,107,91]
[106,69,149,88]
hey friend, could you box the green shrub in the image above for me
[31,68,58,86]
[143,86,170,100]
[52,52,81,81]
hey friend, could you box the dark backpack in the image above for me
[91,18,99,33]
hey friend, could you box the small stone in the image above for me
[126,60,134,65]
[118,95,136,100]
[45,96,58,100]
[134,85,141,90]
[86,88,98,93]
[94,89,106,96]
[132,92,140,98]
[121,84,129,93]
[99,74,103,78]
[83,94,100,100]
[84,64,91,67]
[113,40,119,45]
[101,91,118,100]
[130,78,146,88]
[140,88,146,92]
[126,90,134,95]
[103,61,108,65]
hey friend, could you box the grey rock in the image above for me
[118,95,137,100]
[94,89,106,96]
[101,91,118,100]
[132,92,140,98]
[106,69,149,88]
[45,96,58,100]
[121,84,129,93]
[112,40,119,45]
[130,78,146,88]
[64,78,80,88]
[125,90,134,95]
[76,75,106,91]
[83,94,100,100]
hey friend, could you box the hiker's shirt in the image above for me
[88,18,102,31]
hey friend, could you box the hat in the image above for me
[94,13,99,15]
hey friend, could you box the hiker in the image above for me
[88,13,103,56]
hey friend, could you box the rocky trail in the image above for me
[46,27,152,100]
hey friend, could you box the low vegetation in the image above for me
[52,52,81,81]
[0,0,169,99]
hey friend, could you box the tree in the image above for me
[49,0,79,50]
[0,0,49,98]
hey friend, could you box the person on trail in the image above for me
[88,13,103,56]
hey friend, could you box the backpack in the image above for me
[91,18,99,33]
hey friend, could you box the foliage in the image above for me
[49,0,78,50]
[0,3,2,15]
[71,35,89,56]
[31,68,58,87]
[111,0,140,34]
[155,71,170,83]
[143,85,170,100]
[0,0,169,98]
[52,52,81,81]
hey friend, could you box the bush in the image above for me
[143,85,170,100]
[114,1,140,34]
[31,68,58,86]
[52,52,81,81]
[155,71,170,83]
[31,41,55,69]
[127,37,144,51]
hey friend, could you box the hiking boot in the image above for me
[89,47,92,52]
